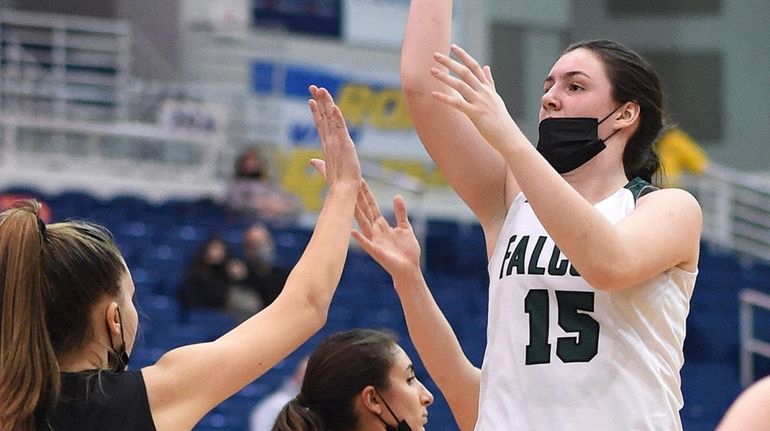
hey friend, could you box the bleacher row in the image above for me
[2,185,769,431]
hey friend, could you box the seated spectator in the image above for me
[177,237,250,314]
[249,358,308,431]
[242,223,289,308]
[226,146,303,225]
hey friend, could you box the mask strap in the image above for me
[598,104,625,143]
[374,389,412,431]
[107,307,129,371]
[597,104,624,125]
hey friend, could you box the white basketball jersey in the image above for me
[475,178,696,431]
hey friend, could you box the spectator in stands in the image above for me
[242,223,289,308]
[226,146,303,226]
[272,329,434,431]
[718,375,770,431]
[0,85,361,431]
[249,357,308,431]
[176,236,250,314]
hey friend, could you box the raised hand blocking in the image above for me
[305,85,422,277]
[310,160,422,277]
[307,85,361,188]
[350,186,421,277]
[430,44,522,153]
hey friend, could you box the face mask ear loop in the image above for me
[598,104,625,142]
[598,104,624,125]
[374,389,412,431]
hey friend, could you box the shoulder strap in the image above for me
[624,177,659,203]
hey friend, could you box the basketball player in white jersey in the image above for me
[395,1,702,430]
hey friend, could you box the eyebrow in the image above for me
[405,364,414,373]
[543,70,592,85]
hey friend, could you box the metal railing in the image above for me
[739,289,770,386]
[0,8,130,121]
[685,164,770,264]
[0,113,227,201]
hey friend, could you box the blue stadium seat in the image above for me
[681,361,741,423]
[107,194,152,218]
[49,190,100,218]
[455,222,487,275]
[425,218,460,273]
[2,185,47,198]
[742,261,770,294]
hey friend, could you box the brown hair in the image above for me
[272,329,399,431]
[0,200,126,431]
[565,40,665,183]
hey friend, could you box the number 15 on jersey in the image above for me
[524,290,600,365]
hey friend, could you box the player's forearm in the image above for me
[392,266,480,430]
[285,182,358,315]
[392,266,478,386]
[401,0,453,96]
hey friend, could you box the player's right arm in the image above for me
[401,0,518,246]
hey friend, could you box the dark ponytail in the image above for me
[0,200,58,431]
[566,40,665,183]
[272,396,325,431]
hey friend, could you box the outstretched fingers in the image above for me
[449,44,488,85]
[393,195,411,230]
[351,229,377,258]
[355,189,375,238]
[308,85,362,185]
[483,65,496,90]
[361,180,383,222]
[309,158,327,179]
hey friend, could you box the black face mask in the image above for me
[107,308,130,372]
[374,389,413,431]
[239,169,265,180]
[537,106,622,174]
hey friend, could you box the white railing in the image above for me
[685,164,770,263]
[739,289,770,386]
[0,8,130,121]
[0,113,227,201]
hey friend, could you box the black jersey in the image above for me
[36,370,156,431]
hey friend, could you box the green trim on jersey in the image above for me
[625,177,658,202]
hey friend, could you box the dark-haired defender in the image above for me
[273,329,433,431]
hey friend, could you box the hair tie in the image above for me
[37,217,47,239]
[295,393,310,409]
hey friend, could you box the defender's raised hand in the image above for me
[351,182,421,277]
[308,85,362,187]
